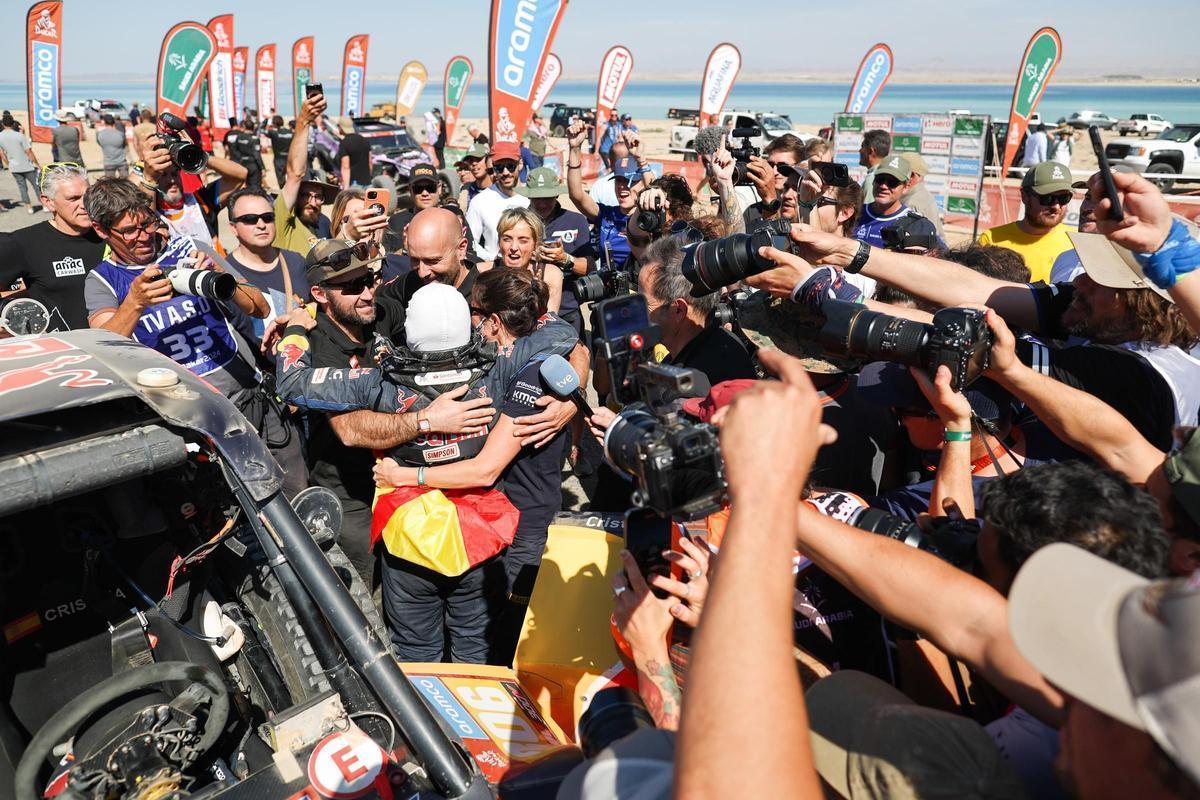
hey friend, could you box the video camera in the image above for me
[594,294,726,520]
[570,268,632,304]
[155,112,208,174]
[681,219,792,296]
[727,127,760,186]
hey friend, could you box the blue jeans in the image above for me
[11,170,39,206]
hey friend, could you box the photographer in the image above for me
[741,132,807,227]
[566,122,652,270]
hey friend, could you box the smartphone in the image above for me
[365,188,389,217]
[810,160,850,188]
[624,509,677,599]
[305,82,324,99]
[595,293,649,341]
[1088,125,1124,221]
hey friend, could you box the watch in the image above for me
[760,198,782,215]
[845,240,872,274]
[417,409,432,433]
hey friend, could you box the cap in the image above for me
[298,179,339,205]
[304,239,382,284]
[1009,543,1200,786]
[464,142,489,160]
[613,156,640,182]
[731,290,860,374]
[1021,160,1074,194]
[874,155,912,183]
[518,167,565,198]
[681,379,757,422]
[904,153,930,177]
[1068,231,1173,302]
[490,141,521,162]
[337,116,356,135]
[405,283,471,352]
[857,361,1012,421]
[408,163,439,188]
[621,113,633,121]
[1163,427,1200,531]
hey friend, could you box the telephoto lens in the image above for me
[165,137,209,174]
[819,299,931,369]
[570,269,630,303]
[578,687,656,758]
[680,221,791,296]
[167,268,238,301]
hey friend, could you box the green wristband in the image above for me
[943,429,972,442]
[417,466,427,486]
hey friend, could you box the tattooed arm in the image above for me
[613,550,686,730]
[636,656,683,731]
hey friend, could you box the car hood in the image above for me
[1110,136,1186,148]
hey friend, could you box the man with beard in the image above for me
[978,161,1075,283]
[465,141,529,261]
[275,90,338,255]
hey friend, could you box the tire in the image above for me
[552,124,565,137]
[1146,162,1177,192]
[1140,127,1148,137]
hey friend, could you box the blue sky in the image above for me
[3,1,1198,80]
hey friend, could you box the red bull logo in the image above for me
[0,354,112,399]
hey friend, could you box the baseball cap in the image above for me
[405,283,471,352]
[1163,427,1200,531]
[857,361,1012,421]
[1009,543,1200,786]
[613,156,640,182]
[1068,231,1173,301]
[490,141,521,162]
[1021,160,1074,194]
[904,152,930,177]
[519,167,565,198]
[304,239,382,284]
[681,379,757,422]
[409,163,439,188]
[464,142,489,160]
[298,179,339,205]
[874,155,912,183]
[621,113,633,122]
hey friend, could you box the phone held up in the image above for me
[1088,125,1124,221]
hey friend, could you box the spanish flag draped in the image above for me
[372,486,518,577]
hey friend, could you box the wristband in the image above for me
[1133,218,1200,289]
[637,166,652,174]
[845,240,872,274]
[567,161,581,169]
[417,466,427,486]
[943,429,972,442]
[797,199,816,211]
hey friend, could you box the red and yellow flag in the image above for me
[373,486,518,577]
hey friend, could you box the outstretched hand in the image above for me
[1088,170,1171,253]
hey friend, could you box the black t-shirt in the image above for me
[0,222,106,330]
[374,264,479,343]
[268,128,293,162]
[498,359,569,531]
[664,324,757,387]
[336,133,372,186]
[226,250,310,339]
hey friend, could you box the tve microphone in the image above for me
[539,354,594,418]
[692,125,728,157]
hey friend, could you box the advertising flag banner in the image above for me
[197,77,210,118]
[395,61,428,118]
[205,14,234,131]
[232,47,247,116]
[698,43,741,127]
[256,44,277,115]
[487,0,569,145]
[291,37,314,119]
[1001,27,1063,174]
[594,45,633,140]
[844,43,893,114]
[443,55,473,143]
[26,1,63,143]
[156,22,218,119]
[341,34,369,117]
[528,53,562,125]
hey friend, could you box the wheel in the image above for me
[1146,162,1177,192]
[1140,127,1148,136]
[552,124,565,137]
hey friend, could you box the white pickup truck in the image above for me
[1116,113,1172,137]
[669,109,815,160]
[1105,123,1200,188]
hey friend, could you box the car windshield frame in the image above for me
[761,115,792,132]
[1161,126,1198,143]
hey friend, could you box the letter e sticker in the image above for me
[306,730,386,799]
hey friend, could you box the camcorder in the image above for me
[570,268,632,304]
[727,127,760,186]
[851,506,982,571]
[155,112,208,175]
[594,294,726,520]
[681,219,793,296]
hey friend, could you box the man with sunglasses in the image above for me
[465,141,529,261]
[978,161,1076,283]
[275,90,338,256]
[226,188,309,339]
[852,155,917,250]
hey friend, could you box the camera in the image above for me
[880,212,940,253]
[850,507,981,571]
[819,299,991,391]
[570,268,632,304]
[681,219,792,296]
[155,112,208,174]
[162,265,237,301]
[727,127,760,186]
[633,205,667,236]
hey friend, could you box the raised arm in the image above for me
[284,93,326,211]
[564,121,599,221]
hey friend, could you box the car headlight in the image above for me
[1129,147,1147,157]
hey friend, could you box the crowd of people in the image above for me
[2,84,1199,800]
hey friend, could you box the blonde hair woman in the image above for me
[495,206,563,312]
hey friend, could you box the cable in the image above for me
[100,550,226,647]
[350,711,397,754]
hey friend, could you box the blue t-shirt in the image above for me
[593,204,632,270]
[853,203,911,249]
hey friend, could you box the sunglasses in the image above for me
[412,181,439,194]
[39,161,82,183]
[493,160,520,173]
[815,196,841,209]
[669,219,704,245]
[1036,192,1072,207]
[318,240,379,271]
[873,175,902,189]
[233,211,275,225]
[324,271,379,294]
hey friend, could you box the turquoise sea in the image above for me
[2,79,1197,126]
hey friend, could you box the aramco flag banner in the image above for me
[595,45,633,144]
[487,0,569,145]
[156,22,217,118]
[528,53,562,125]
[292,37,314,118]
[443,55,473,142]
[1001,27,1063,174]
[232,47,247,116]
[26,1,63,144]
[395,60,428,118]
[698,42,741,127]
[341,34,369,116]
[205,14,235,131]
[256,44,277,114]
[844,43,893,114]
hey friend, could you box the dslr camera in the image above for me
[726,128,760,186]
[594,294,726,520]
[571,268,632,304]
[681,219,792,296]
[155,112,208,175]
[850,506,981,571]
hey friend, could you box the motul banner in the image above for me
[395,61,428,119]
[232,47,247,116]
[206,14,235,131]
[844,43,893,114]
[528,53,562,126]
[1001,27,1063,174]
[156,21,218,119]
[341,34,369,117]
[595,45,633,143]
[292,36,314,118]
[443,55,473,143]
[698,42,741,127]
[26,1,63,144]
[487,0,569,145]
[256,44,277,115]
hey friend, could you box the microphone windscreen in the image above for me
[692,125,728,157]
[538,354,581,397]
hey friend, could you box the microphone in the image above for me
[692,125,728,157]
[539,354,594,418]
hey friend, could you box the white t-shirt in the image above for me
[465,184,530,261]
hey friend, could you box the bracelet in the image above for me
[567,161,581,169]
[943,429,973,442]
[845,240,872,274]
[417,466,427,486]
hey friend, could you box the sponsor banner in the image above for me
[205,14,234,131]
[197,77,209,118]
[837,115,864,133]
[947,176,981,196]
[488,0,568,145]
[291,36,314,119]
[698,42,741,127]
[833,151,861,168]
[834,132,862,152]
[920,136,952,155]
[340,34,369,117]
[892,115,922,135]
[922,116,953,136]
[232,47,247,114]
[156,22,218,118]
[946,196,978,215]
[954,116,986,137]
[595,44,634,140]
[528,53,562,125]
[443,55,473,142]
[863,114,892,132]
[952,136,985,157]
[950,156,983,175]
[255,44,276,114]
[844,43,893,114]
[892,134,921,152]
[923,174,948,195]
[395,60,428,118]
[1001,27,1062,173]
[26,1,63,143]
[922,154,950,174]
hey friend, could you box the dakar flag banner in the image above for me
[156,22,217,118]
[205,14,235,131]
[1001,27,1063,174]
[443,55,473,142]
[844,43,893,114]
[595,45,633,143]
[26,1,63,144]
[232,47,247,116]
[292,36,314,118]
[528,53,562,125]
[256,44,277,115]
[698,42,741,127]
[341,34,369,117]
[394,60,428,119]
[487,0,569,145]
